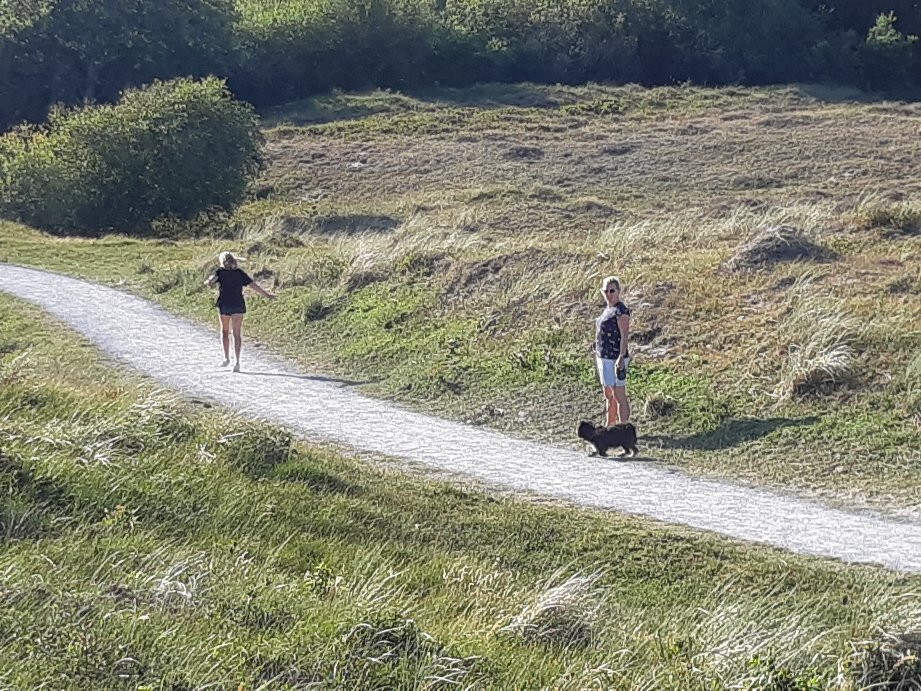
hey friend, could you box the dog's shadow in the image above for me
[586,449,657,463]
[642,416,818,451]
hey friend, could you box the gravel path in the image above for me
[3,263,921,573]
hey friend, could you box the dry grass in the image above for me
[501,569,605,647]
[775,273,863,400]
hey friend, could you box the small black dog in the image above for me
[577,420,639,457]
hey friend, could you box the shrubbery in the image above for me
[0,0,235,130]
[0,77,261,235]
[2,0,921,132]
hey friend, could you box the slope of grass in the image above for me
[3,293,921,688]
[1,81,920,514]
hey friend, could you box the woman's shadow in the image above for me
[237,370,371,387]
[642,416,818,451]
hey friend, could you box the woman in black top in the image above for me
[205,251,275,372]
[594,276,631,425]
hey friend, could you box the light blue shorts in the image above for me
[597,356,629,388]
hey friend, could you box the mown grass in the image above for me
[1,81,920,514]
[2,293,921,688]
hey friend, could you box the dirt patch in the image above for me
[706,197,767,219]
[643,394,678,420]
[503,145,545,161]
[722,225,837,272]
[253,267,276,284]
[451,249,586,295]
[622,281,675,353]
[313,214,402,235]
[243,214,402,242]
[600,143,637,156]
[730,174,780,190]
[566,198,620,216]
[852,631,921,688]
[398,250,452,277]
[343,267,390,291]
[238,217,305,249]
[887,275,921,295]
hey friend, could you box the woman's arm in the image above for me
[204,274,217,287]
[249,282,277,300]
[616,314,630,362]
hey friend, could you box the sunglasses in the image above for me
[605,288,618,293]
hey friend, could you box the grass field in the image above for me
[2,82,919,515]
[3,292,921,688]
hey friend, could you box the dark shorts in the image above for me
[218,302,246,316]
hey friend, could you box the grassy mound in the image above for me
[722,225,837,272]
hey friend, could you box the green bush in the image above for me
[0,0,236,129]
[231,0,448,104]
[443,0,639,84]
[860,12,919,90]
[221,422,295,477]
[3,0,921,135]
[0,77,261,235]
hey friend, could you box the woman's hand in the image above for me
[615,355,625,371]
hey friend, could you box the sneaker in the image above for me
[220,359,230,367]
[232,362,240,373]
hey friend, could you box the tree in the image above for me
[861,11,918,89]
[0,77,262,235]
[0,0,236,129]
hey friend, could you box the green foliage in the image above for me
[856,203,921,236]
[745,655,827,690]
[220,422,295,477]
[443,0,639,84]
[4,0,921,133]
[0,77,261,235]
[233,0,452,105]
[0,0,235,128]
[858,12,919,90]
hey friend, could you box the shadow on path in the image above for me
[238,370,369,387]
[643,416,818,451]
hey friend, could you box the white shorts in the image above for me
[597,356,629,388]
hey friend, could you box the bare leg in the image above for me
[231,314,244,370]
[613,387,631,424]
[604,387,619,426]
[219,314,231,364]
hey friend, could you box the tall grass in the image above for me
[776,273,862,400]
[2,293,921,688]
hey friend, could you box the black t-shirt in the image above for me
[215,268,252,308]
[595,302,630,360]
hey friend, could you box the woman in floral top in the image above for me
[594,276,631,425]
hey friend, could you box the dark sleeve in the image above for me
[616,303,631,317]
[241,271,253,286]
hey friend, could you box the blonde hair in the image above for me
[600,275,621,294]
[218,251,238,270]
